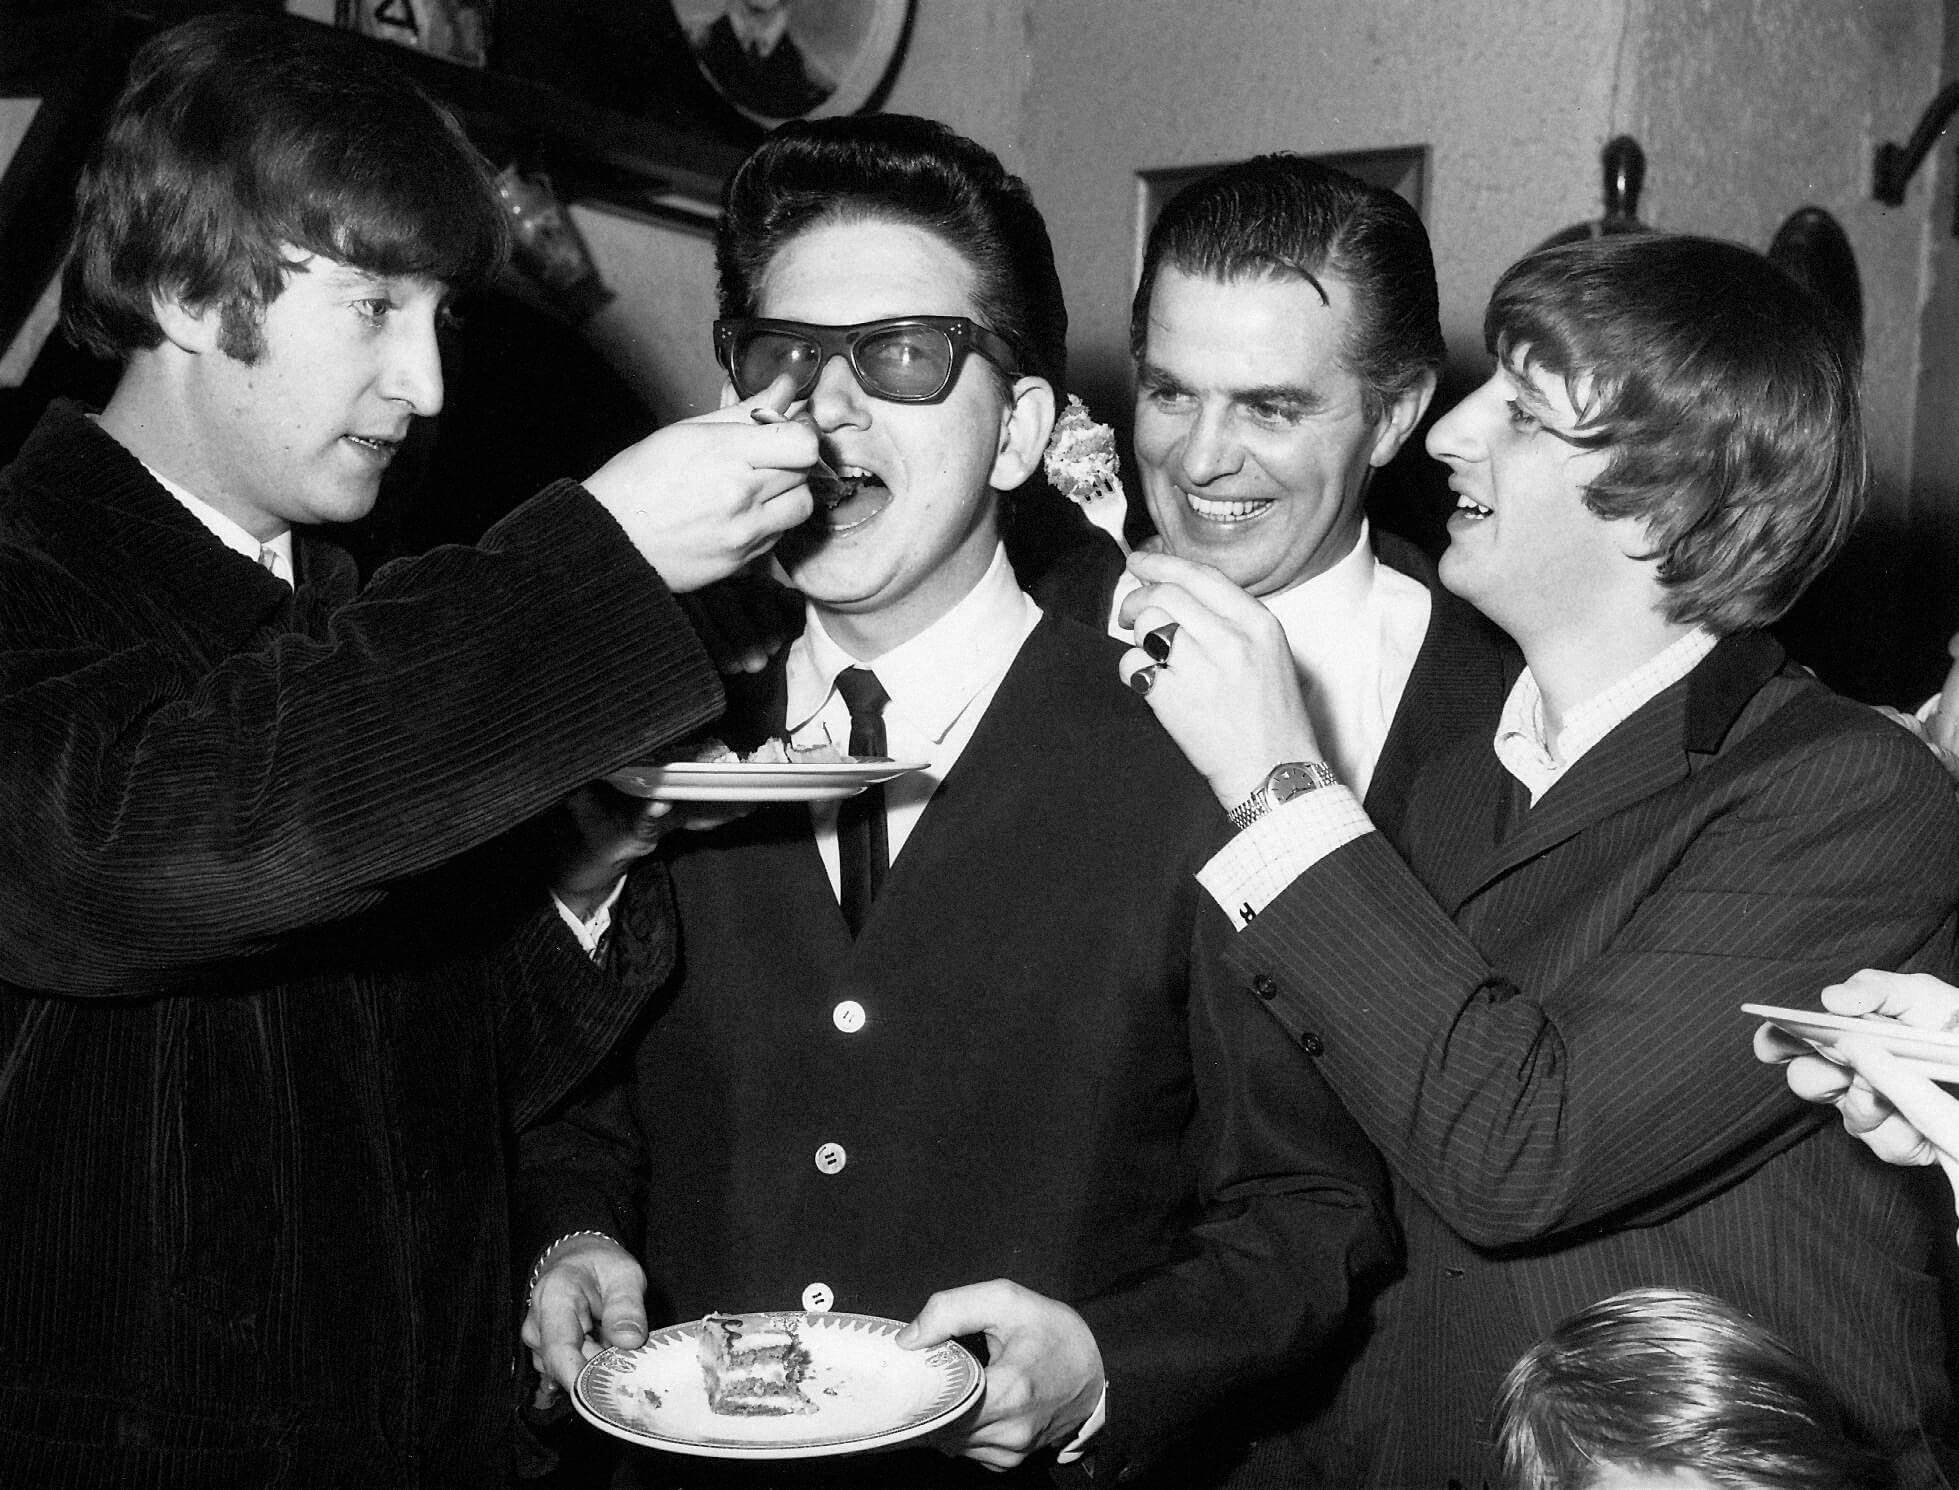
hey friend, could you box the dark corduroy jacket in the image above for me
[0,400,722,1487]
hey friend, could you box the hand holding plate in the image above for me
[679,565,804,677]
[1753,970,1959,1211]
[549,782,679,922]
[523,1234,648,1404]
[1931,631,1959,762]
[1816,972,1959,1183]
[896,1278,1104,1471]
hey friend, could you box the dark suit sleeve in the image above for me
[1224,718,1959,1250]
[492,893,661,1137]
[1075,897,1396,1472]
[513,1053,650,1274]
[0,483,722,994]
[510,859,677,1260]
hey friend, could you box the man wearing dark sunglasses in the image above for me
[715,315,1025,406]
[518,114,1392,1490]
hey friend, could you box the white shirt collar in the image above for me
[786,543,1040,747]
[1259,521,1376,628]
[1107,520,1429,799]
[1495,625,1720,803]
[146,463,294,586]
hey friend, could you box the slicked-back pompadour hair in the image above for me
[1130,153,1444,422]
[1496,1288,1892,1490]
[61,10,508,362]
[1486,233,1865,634]
[714,113,1067,394]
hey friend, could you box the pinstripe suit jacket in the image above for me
[1224,630,1959,1488]
[0,401,723,1488]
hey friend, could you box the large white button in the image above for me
[814,1142,847,1175]
[832,1000,866,1033]
[801,1282,834,1313]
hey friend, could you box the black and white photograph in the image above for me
[2,4,1958,1489]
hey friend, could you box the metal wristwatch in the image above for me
[1227,760,1340,833]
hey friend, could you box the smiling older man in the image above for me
[1074,155,1514,846]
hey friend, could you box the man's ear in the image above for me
[1367,368,1439,469]
[1614,510,1670,562]
[717,379,742,411]
[151,287,222,356]
[991,375,1056,491]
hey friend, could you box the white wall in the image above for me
[1019,0,1631,419]
[1002,0,1948,695]
[1619,0,1944,513]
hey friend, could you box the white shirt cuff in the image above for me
[1054,1384,1108,1463]
[1198,785,1373,929]
[552,876,630,961]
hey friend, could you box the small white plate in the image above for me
[1745,1002,1959,1085]
[572,1311,982,1459]
[604,761,926,804]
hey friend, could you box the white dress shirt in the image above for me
[1200,624,1720,929]
[786,543,1040,898]
[1109,521,1429,802]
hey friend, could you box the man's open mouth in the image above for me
[809,465,890,530]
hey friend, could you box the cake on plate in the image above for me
[696,1312,818,1417]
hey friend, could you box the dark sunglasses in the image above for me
[713,315,1022,404]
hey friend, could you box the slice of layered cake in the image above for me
[697,1312,818,1417]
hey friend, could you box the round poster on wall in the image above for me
[667,0,913,126]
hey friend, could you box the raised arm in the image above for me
[1227,717,1959,1250]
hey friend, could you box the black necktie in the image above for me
[834,667,890,935]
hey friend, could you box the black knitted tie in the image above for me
[834,667,890,934]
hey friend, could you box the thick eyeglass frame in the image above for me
[713,315,1024,404]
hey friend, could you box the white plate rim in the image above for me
[1745,1002,1959,1083]
[604,760,928,804]
[570,1311,982,1459]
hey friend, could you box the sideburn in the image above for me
[216,296,268,364]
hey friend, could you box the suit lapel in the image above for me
[1364,533,1515,850]
[1479,693,1694,883]
[1414,733,1514,914]
[1442,630,1787,908]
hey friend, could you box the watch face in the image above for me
[1268,765,1313,803]
[1268,762,1334,803]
